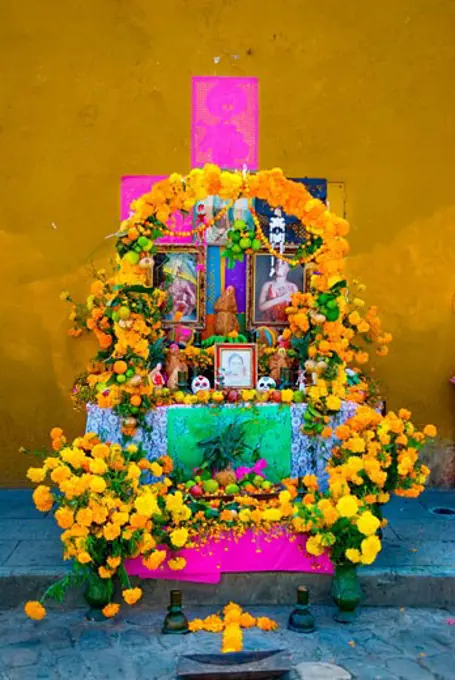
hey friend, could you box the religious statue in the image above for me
[214,285,240,336]
[269,347,291,383]
[149,362,165,388]
[166,344,188,390]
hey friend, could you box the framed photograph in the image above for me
[152,246,206,328]
[194,196,255,246]
[247,251,310,328]
[215,343,258,389]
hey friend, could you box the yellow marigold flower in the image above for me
[306,535,324,557]
[348,311,361,325]
[76,551,92,564]
[345,548,361,564]
[24,601,46,621]
[134,491,159,518]
[122,587,143,605]
[238,509,251,522]
[102,603,120,618]
[360,535,381,565]
[281,389,294,403]
[27,467,46,484]
[203,614,224,633]
[262,508,282,522]
[222,623,243,653]
[423,424,437,438]
[90,476,107,493]
[89,458,108,475]
[346,456,363,472]
[336,495,359,518]
[239,612,256,628]
[150,462,163,477]
[92,443,110,459]
[142,550,167,571]
[32,485,54,512]
[103,523,121,541]
[127,463,142,480]
[357,511,380,536]
[44,457,59,470]
[353,297,365,308]
[223,601,242,617]
[189,618,205,632]
[377,491,390,504]
[75,508,93,527]
[168,557,187,571]
[303,474,318,490]
[170,527,189,548]
[326,395,341,411]
[55,507,74,530]
[98,566,114,579]
[398,408,411,420]
[50,466,71,484]
[256,616,279,631]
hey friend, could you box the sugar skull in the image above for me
[191,375,211,393]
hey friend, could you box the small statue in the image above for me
[214,285,240,336]
[166,344,187,390]
[269,347,291,384]
[149,362,165,388]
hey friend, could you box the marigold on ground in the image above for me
[24,601,46,620]
[123,587,143,605]
[102,603,120,618]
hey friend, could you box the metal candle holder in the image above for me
[162,589,189,634]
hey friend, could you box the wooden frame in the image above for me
[215,343,258,390]
[152,246,206,329]
[246,250,311,329]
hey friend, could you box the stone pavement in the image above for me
[1,488,455,607]
[0,605,455,679]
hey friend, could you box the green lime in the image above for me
[203,479,219,494]
[124,251,140,265]
[142,240,153,251]
[327,299,338,309]
[293,390,304,403]
[186,479,196,489]
[239,238,252,250]
[130,406,139,414]
[229,231,241,243]
[138,235,149,247]
[251,239,261,251]
[232,244,241,254]
[112,311,120,322]
[225,483,240,494]
[134,244,142,252]
[116,374,127,384]
[119,306,131,320]
[126,368,135,378]
[233,219,246,231]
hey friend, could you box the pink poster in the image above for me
[192,76,259,170]
[120,175,193,244]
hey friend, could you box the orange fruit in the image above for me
[113,360,128,374]
[128,227,139,241]
[130,395,142,407]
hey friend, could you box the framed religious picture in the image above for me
[246,251,311,329]
[152,246,206,328]
[194,196,255,246]
[215,343,258,390]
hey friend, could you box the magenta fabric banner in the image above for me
[191,76,259,170]
[120,175,193,245]
[125,530,333,584]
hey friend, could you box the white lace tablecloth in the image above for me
[86,401,358,486]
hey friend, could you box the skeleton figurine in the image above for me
[268,208,286,277]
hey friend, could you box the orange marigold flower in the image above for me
[92,443,110,459]
[24,601,46,621]
[98,566,114,579]
[50,427,64,440]
[189,618,205,632]
[102,603,120,618]
[256,616,279,631]
[239,612,256,628]
[122,587,143,606]
[423,424,437,438]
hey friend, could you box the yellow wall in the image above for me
[2,0,455,485]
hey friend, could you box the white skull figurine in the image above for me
[191,375,211,393]
[256,376,277,392]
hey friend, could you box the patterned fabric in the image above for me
[191,76,259,170]
[86,402,358,485]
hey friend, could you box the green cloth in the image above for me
[167,404,291,482]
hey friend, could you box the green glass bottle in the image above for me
[279,367,292,390]
[287,586,315,633]
[162,589,189,634]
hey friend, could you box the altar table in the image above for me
[86,401,358,484]
[125,530,333,584]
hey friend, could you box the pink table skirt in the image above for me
[125,530,333,584]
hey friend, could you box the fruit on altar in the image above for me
[112,311,120,322]
[130,406,139,414]
[239,237,252,250]
[119,306,131,320]
[231,244,241,254]
[293,390,305,403]
[185,479,196,490]
[228,230,240,242]
[253,475,265,488]
[211,391,224,403]
[270,390,282,403]
[214,468,237,488]
[173,391,185,403]
[225,483,240,495]
[251,238,261,251]
[262,481,273,491]
[227,390,239,403]
[114,360,128,374]
[130,395,142,407]
[124,251,140,265]
[138,235,151,248]
[116,374,127,384]
[189,484,203,498]
[203,479,219,494]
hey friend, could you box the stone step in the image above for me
[1,566,454,609]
